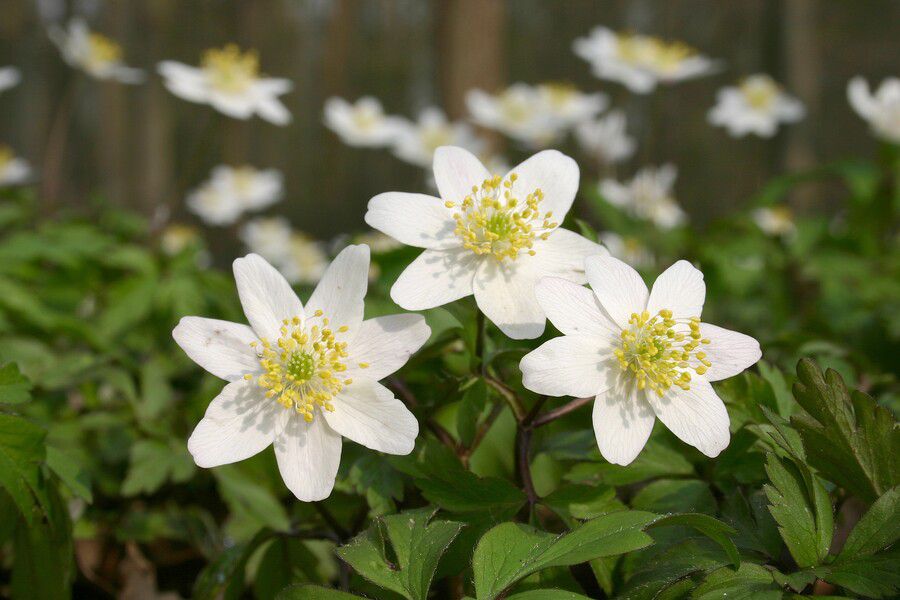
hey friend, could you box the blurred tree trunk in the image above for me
[436,0,505,120]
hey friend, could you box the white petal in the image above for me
[432,146,491,203]
[233,254,304,341]
[346,314,431,381]
[274,413,342,502]
[648,260,706,319]
[519,335,615,397]
[585,255,648,330]
[532,228,607,282]
[365,192,458,249]
[324,379,418,455]
[210,91,256,119]
[172,317,259,381]
[534,277,620,338]
[255,94,292,125]
[390,247,477,310]
[473,259,547,339]
[645,377,730,458]
[188,380,280,468]
[699,323,761,381]
[593,377,655,466]
[306,245,369,331]
[505,149,580,220]
[847,77,875,119]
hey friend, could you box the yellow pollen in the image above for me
[250,311,351,421]
[615,33,695,74]
[614,309,712,397]
[449,173,557,262]
[0,146,12,172]
[87,33,123,68]
[740,76,779,110]
[201,44,260,93]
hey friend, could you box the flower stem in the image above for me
[531,397,592,428]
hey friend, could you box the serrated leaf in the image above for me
[692,563,781,600]
[276,585,365,600]
[814,547,900,599]
[647,514,740,568]
[194,529,272,600]
[507,591,593,600]
[0,362,31,404]
[763,453,833,568]
[336,508,463,600]
[0,412,48,525]
[790,359,899,502]
[473,510,657,599]
[121,439,196,497]
[45,446,92,503]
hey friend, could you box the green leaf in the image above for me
[473,510,657,599]
[507,591,593,600]
[253,536,324,599]
[814,547,900,599]
[763,453,833,568]
[541,483,624,520]
[838,486,900,560]
[214,465,291,533]
[631,479,717,515]
[121,439,196,497]
[45,446,92,503]
[647,514,740,568]
[336,508,463,600]
[194,529,273,600]
[790,359,899,503]
[721,490,782,558]
[0,362,31,404]
[692,563,781,600]
[564,437,695,487]
[276,585,365,600]
[0,412,48,524]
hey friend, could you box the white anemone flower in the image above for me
[600,164,686,230]
[466,84,563,148]
[599,231,653,270]
[158,45,292,125]
[186,182,242,226]
[365,146,606,339]
[535,83,608,127]
[520,256,761,465]
[0,146,31,187]
[210,165,283,211]
[848,77,900,144]
[392,107,484,168]
[0,67,21,93]
[49,19,144,84]
[708,75,804,138]
[279,234,329,285]
[173,247,429,501]
[573,27,717,94]
[575,110,636,165]
[752,206,795,238]
[240,216,294,264]
[324,97,405,147]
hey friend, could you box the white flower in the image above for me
[0,146,31,187]
[848,77,900,144]
[158,45,292,125]
[708,75,804,138]
[186,182,243,226]
[573,27,717,93]
[752,206,795,237]
[520,256,761,465]
[392,107,484,167]
[354,231,403,254]
[467,83,605,148]
[210,165,283,211]
[600,165,686,230]
[324,97,405,147]
[575,110,636,165]
[365,146,606,339]
[160,224,201,256]
[173,247,429,501]
[240,216,294,264]
[49,19,144,84]
[599,232,653,269]
[279,234,329,285]
[0,67,21,93]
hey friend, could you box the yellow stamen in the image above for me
[201,44,260,93]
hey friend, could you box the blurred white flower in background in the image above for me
[158,45,292,125]
[0,146,31,187]
[573,27,717,93]
[708,75,804,138]
[600,164,686,230]
[0,67,21,93]
[466,84,562,148]
[752,206,795,238]
[354,230,403,254]
[848,77,900,144]
[535,82,608,128]
[279,234,329,285]
[240,216,294,264]
[324,97,405,147]
[186,182,243,226]
[392,107,484,167]
[575,110,636,165]
[599,231,654,269]
[49,19,144,84]
[159,224,201,255]
[210,165,283,211]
